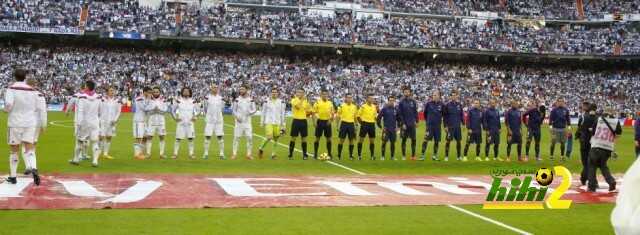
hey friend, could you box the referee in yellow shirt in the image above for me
[312,90,335,159]
[337,94,358,160]
[289,88,311,160]
[357,94,378,160]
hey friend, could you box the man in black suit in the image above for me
[576,102,597,186]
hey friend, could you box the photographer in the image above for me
[588,107,622,192]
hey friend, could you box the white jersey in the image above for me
[204,94,224,124]
[146,96,168,126]
[99,96,121,124]
[36,92,47,128]
[76,92,102,128]
[133,96,148,123]
[232,96,256,126]
[590,117,621,151]
[66,93,82,124]
[261,98,286,126]
[4,82,39,128]
[174,97,196,124]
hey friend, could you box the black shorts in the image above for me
[508,131,522,144]
[339,122,356,140]
[315,120,332,138]
[487,131,500,145]
[383,128,397,142]
[467,130,482,144]
[359,122,376,138]
[425,125,442,142]
[290,119,308,137]
[446,127,462,141]
[401,125,417,140]
[527,128,541,142]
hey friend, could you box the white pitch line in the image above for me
[222,124,366,175]
[446,204,533,235]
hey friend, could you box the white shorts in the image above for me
[176,122,195,139]
[146,124,166,137]
[77,125,99,142]
[7,127,36,145]
[34,127,41,142]
[100,122,117,137]
[204,122,224,137]
[133,122,146,139]
[234,125,253,137]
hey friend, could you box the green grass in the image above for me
[0,112,629,234]
[0,204,615,235]
[0,112,635,176]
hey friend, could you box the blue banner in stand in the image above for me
[103,31,149,40]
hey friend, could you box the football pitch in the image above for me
[0,112,635,234]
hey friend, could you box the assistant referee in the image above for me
[289,88,311,160]
[357,94,378,160]
[313,90,335,159]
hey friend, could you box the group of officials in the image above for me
[3,68,636,191]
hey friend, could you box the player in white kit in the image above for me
[22,79,47,175]
[66,84,89,161]
[203,84,226,160]
[98,86,121,160]
[70,81,102,167]
[4,69,41,185]
[133,87,151,160]
[232,85,257,160]
[258,87,286,160]
[173,87,197,159]
[145,87,168,159]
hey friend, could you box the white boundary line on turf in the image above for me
[446,204,533,235]
[222,124,366,175]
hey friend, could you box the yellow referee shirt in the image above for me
[338,103,358,123]
[314,99,334,121]
[358,103,378,123]
[291,97,310,120]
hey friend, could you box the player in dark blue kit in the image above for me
[483,99,502,161]
[443,91,465,161]
[504,100,523,162]
[421,91,445,161]
[398,87,419,161]
[549,98,571,161]
[377,96,400,161]
[522,100,545,161]
[464,100,483,161]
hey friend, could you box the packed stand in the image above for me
[1,45,638,115]
[0,0,81,30]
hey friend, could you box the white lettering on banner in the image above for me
[0,180,31,197]
[98,181,163,203]
[57,180,113,197]
[406,181,481,195]
[211,178,327,197]
[320,181,376,196]
[449,178,494,191]
[376,182,432,195]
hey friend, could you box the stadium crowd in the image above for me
[1,45,638,116]
[2,1,640,55]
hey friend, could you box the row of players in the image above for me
[3,69,627,192]
[65,81,577,166]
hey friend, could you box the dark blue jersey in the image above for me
[466,107,483,132]
[443,101,463,129]
[424,100,444,127]
[635,117,640,140]
[549,106,570,129]
[522,107,544,130]
[482,107,501,132]
[377,105,400,130]
[505,108,522,133]
[398,98,419,127]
